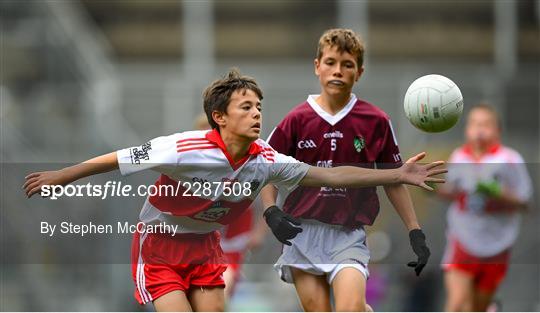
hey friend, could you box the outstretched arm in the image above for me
[300,152,446,191]
[23,152,119,197]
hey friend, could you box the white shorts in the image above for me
[275,219,370,285]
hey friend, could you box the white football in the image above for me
[403,74,464,133]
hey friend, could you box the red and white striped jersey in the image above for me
[446,144,532,256]
[117,129,309,234]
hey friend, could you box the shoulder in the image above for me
[255,138,301,162]
[250,139,277,163]
[175,130,213,145]
[175,130,217,153]
[255,138,276,152]
[497,145,526,163]
[348,99,395,136]
[353,99,391,121]
[176,130,210,140]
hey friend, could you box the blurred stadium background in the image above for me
[1,0,539,311]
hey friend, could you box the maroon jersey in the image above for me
[268,94,402,228]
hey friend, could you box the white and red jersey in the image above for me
[446,144,532,257]
[268,94,402,228]
[117,129,309,234]
[220,207,253,253]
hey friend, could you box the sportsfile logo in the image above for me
[297,139,317,149]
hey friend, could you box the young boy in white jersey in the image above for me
[437,103,532,311]
[194,113,267,301]
[261,28,432,311]
[24,69,445,312]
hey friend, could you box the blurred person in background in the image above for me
[261,28,433,312]
[437,103,533,311]
[23,69,445,311]
[194,113,267,302]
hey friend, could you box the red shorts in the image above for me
[224,251,245,274]
[442,238,510,293]
[131,230,227,305]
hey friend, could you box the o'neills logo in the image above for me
[323,130,344,139]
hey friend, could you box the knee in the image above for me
[335,297,367,312]
[301,296,331,312]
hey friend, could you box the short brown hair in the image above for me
[202,69,263,129]
[469,102,502,130]
[316,28,365,68]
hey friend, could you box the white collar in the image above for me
[306,94,357,126]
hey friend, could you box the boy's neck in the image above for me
[220,131,251,162]
[315,92,352,115]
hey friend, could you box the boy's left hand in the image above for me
[407,229,431,276]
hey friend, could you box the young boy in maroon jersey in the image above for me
[24,69,444,311]
[261,28,432,311]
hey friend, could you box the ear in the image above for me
[355,65,365,82]
[314,58,321,76]
[212,110,226,128]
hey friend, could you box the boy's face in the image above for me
[213,89,262,142]
[465,108,500,147]
[314,45,363,97]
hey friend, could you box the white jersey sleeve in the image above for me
[268,152,310,194]
[116,134,178,176]
[502,152,533,202]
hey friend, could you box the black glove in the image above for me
[263,205,302,246]
[407,229,431,276]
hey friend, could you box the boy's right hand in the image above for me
[399,152,447,191]
[263,206,302,246]
[23,170,68,198]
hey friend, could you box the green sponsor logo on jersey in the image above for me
[354,136,365,153]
